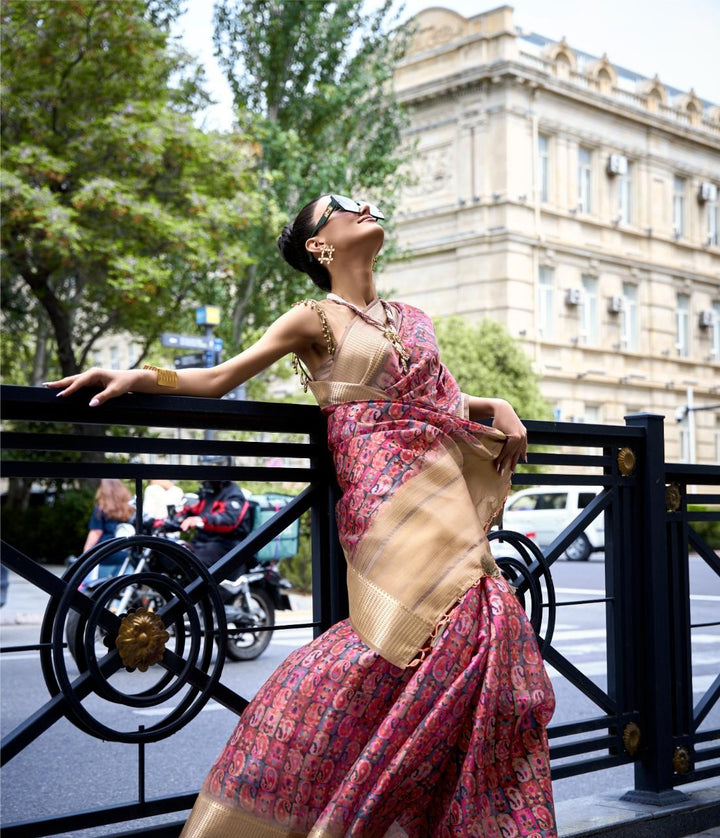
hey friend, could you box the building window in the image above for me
[618,162,633,224]
[580,274,598,345]
[712,301,720,359]
[673,176,685,237]
[584,404,601,424]
[110,346,120,370]
[538,134,550,203]
[128,343,139,368]
[708,190,719,246]
[578,147,592,213]
[621,283,638,351]
[538,267,554,337]
[676,293,690,357]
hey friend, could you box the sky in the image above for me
[174,0,720,131]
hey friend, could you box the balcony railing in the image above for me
[1,385,718,836]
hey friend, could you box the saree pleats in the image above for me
[181,577,556,838]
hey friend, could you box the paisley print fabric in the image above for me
[180,299,557,837]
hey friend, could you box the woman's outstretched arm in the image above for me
[468,396,528,475]
[44,305,324,407]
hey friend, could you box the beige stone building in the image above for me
[381,5,720,464]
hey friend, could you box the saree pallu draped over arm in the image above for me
[309,300,511,669]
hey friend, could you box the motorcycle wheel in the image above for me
[225,589,275,662]
[66,603,109,671]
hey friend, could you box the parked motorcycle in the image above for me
[65,511,292,667]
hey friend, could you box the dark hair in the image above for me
[276,196,332,291]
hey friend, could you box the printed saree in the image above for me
[181,300,557,838]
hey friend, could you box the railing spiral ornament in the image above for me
[39,535,227,743]
[487,530,556,655]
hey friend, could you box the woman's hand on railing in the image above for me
[490,399,528,475]
[467,396,528,475]
[44,368,146,407]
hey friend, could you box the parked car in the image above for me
[495,485,604,561]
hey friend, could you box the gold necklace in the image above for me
[326,294,410,371]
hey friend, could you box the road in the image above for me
[1,556,718,835]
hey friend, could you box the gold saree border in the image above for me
[180,793,307,838]
[346,444,508,669]
[347,563,435,669]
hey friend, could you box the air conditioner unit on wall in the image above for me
[607,154,628,176]
[698,182,718,203]
[607,295,624,313]
[698,309,714,328]
[565,288,582,306]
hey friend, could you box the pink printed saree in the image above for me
[181,300,556,838]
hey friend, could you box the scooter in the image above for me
[65,512,292,666]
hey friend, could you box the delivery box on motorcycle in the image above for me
[250,493,300,562]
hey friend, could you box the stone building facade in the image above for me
[381,5,720,464]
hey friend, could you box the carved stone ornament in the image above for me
[116,608,170,672]
[622,721,641,756]
[617,446,636,476]
[672,745,691,774]
[665,483,682,513]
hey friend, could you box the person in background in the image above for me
[83,478,135,577]
[142,478,185,521]
[178,479,255,571]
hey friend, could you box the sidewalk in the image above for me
[555,782,720,837]
[0,563,61,626]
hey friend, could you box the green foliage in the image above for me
[434,317,553,422]
[1,0,273,382]
[688,506,720,549]
[279,516,312,594]
[1,487,96,564]
[212,0,412,337]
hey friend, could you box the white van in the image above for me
[497,485,604,561]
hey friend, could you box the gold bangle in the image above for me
[143,364,178,388]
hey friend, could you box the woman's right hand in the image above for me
[44,368,143,407]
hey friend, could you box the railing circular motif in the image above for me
[487,530,556,655]
[39,535,227,743]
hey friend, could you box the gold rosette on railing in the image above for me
[116,608,170,672]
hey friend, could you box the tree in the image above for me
[1,0,273,383]
[433,317,553,422]
[212,0,411,338]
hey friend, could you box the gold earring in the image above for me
[318,244,335,266]
[372,256,378,268]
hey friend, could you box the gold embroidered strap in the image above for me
[142,364,178,388]
[291,300,336,391]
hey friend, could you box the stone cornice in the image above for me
[396,60,720,150]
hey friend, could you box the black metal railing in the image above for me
[1,385,718,836]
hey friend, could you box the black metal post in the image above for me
[623,413,689,804]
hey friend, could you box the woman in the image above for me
[47,194,556,837]
[83,478,135,577]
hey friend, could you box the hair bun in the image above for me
[277,223,307,273]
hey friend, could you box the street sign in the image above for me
[196,305,221,326]
[174,352,205,369]
[161,332,215,351]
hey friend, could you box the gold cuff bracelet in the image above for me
[143,364,178,388]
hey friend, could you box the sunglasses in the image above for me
[308,194,385,243]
